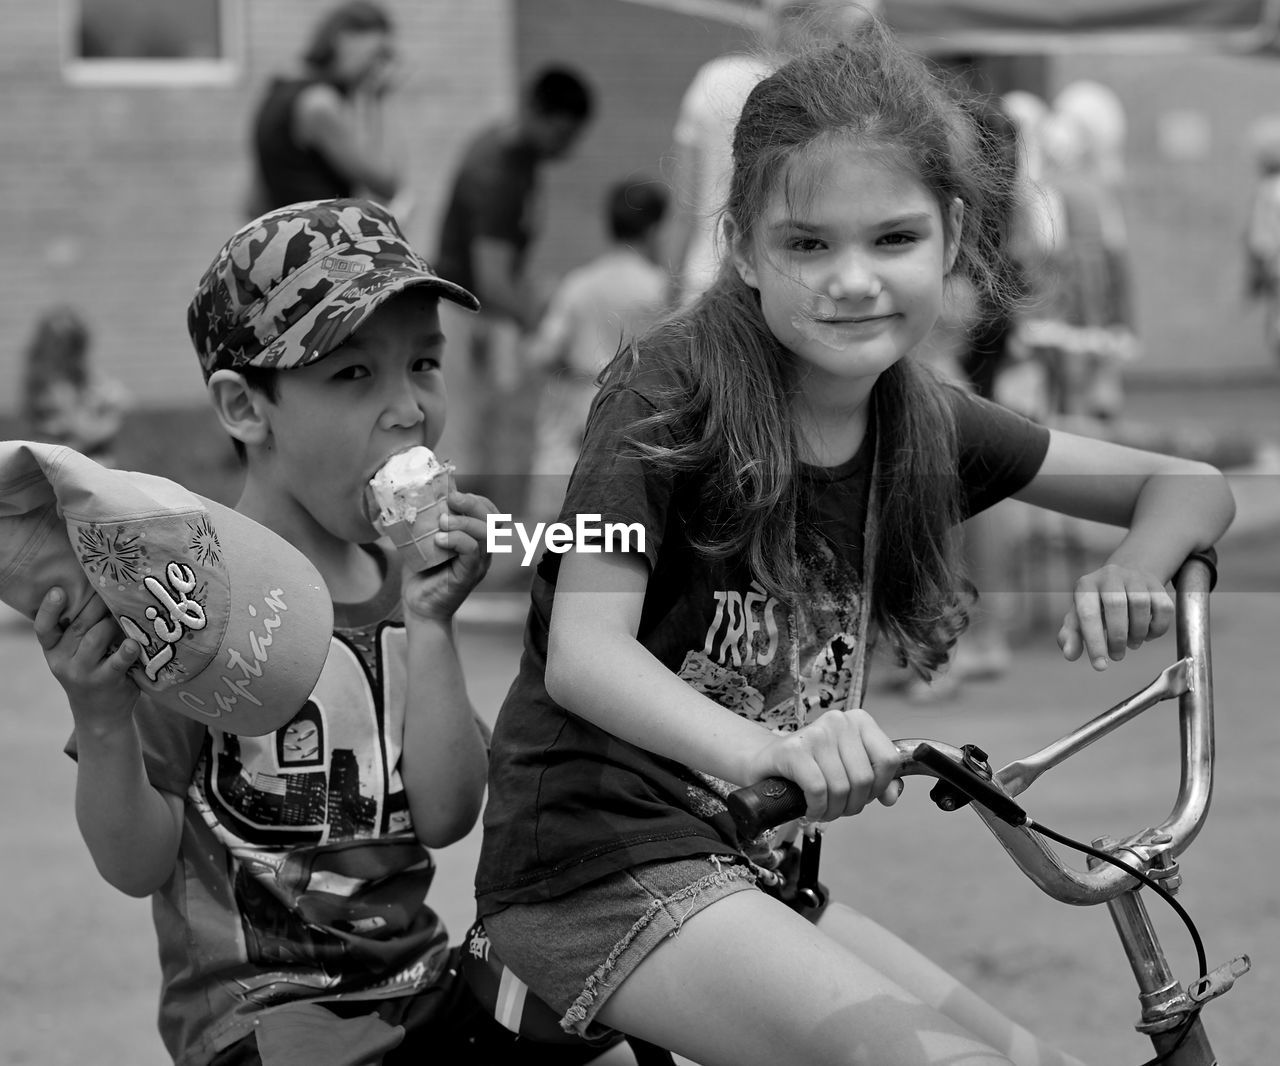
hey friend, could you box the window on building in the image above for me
[64,0,242,86]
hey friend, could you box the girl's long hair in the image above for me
[603,19,1016,675]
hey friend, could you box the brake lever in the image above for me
[912,743,1028,826]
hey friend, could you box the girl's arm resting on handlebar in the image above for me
[546,550,901,821]
[1015,429,1235,667]
[1016,429,1234,577]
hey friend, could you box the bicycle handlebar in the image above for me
[726,550,1218,906]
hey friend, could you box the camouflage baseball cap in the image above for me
[187,198,479,379]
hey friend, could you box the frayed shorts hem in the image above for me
[483,855,757,1040]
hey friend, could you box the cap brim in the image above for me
[256,267,481,372]
[165,493,334,736]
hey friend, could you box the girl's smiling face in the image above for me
[732,137,961,398]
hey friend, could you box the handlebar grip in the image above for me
[727,777,807,839]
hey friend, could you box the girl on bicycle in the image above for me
[475,19,1235,1066]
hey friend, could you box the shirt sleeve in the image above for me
[951,386,1051,518]
[539,382,680,579]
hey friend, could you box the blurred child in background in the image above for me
[525,179,671,522]
[1035,80,1139,423]
[21,305,129,467]
[1245,115,1280,362]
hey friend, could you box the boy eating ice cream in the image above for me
[31,198,612,1065]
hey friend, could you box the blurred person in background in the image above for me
[1018,81,1138,425]
[246,1,407,218]
[1043,79,1139,422]
[998,88,1067,422]
[524,178,672,524]
[1244,115,1280,362]
[901,87,1126,701]
[21,305,129,468]
[666,0,881,306]
[433,65,595,507]
[883,93,1032,701]
[939,95,1032,693]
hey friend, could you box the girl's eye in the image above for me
[332,364,370,381]
[879,231,920,247]
[413,356,442,374]
[787,236,826,254]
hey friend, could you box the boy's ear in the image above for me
[207,370,271,449]
[723,215,759,290]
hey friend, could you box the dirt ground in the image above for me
[0,500,1275,1064]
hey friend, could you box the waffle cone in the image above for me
[369,473,455,572]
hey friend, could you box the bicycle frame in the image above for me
[729,552,1249,1065]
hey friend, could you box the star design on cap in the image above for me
[77,525,144,585]
[188,515,222,568]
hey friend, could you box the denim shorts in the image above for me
[483,855,758,1039]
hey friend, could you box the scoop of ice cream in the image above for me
[367,446,452,528]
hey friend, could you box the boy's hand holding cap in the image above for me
[0,441,333,736]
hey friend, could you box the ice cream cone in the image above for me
[375,476,455,571]
[366,448,457,572]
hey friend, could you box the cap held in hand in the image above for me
[0,441,333,736]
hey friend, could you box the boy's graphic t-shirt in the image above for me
[120,546,453,1066]
[477,354,1050,910]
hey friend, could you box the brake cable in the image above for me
[1030,823,1204,1066]
[915,742,1208,1066]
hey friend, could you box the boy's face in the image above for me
[258,289,448,544]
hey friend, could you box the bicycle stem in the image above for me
[1107,889,1219,1063]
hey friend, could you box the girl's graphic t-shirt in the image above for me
[103,546,454,1066]
[477,354,1050,911]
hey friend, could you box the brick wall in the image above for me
[0,0,514,416]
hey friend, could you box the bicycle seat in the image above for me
[461,917,614,1047]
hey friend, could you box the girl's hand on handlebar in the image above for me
[1058,563,1174,670]
[743,709,903,823]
